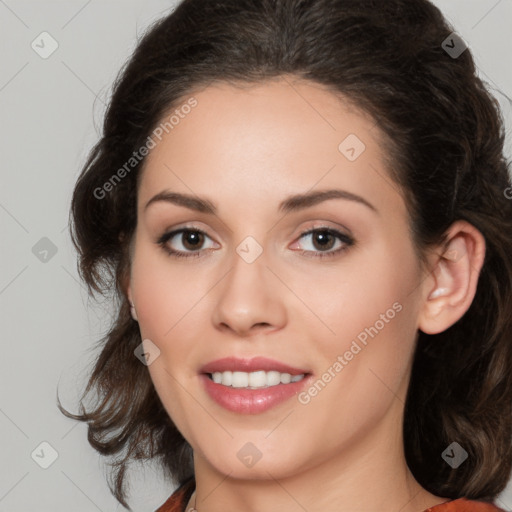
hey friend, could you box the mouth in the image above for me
[198,357,313,414]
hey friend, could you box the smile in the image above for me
[208,370,306,389]
[199,357,313,414]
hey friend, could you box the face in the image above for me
[128,76,427,481]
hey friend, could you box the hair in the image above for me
[58,0,512,509]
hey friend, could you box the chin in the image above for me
[197,438,311,480]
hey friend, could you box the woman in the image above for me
[58,0,512,511]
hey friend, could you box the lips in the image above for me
[198,356,313,414]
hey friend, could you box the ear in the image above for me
[418,220,486,335]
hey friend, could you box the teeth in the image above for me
[210,370,306,388]
[232,371,248,388]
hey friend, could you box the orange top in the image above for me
[155,479,506,512]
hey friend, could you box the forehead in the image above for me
[137,77,404,219]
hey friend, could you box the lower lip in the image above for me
[200,374,311,414]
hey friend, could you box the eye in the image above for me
[156,226,217,259]
[291,227,354,259]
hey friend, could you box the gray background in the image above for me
[1,0,511,510]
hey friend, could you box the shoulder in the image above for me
[155,478,195,512]
[424,498,508,512]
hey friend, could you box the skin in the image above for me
[126,75,485,512]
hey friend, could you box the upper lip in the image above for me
[199,356,310,376]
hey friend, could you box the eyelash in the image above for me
[156,225,355,260]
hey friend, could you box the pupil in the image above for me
[315,230,334,250]
[183,231,203,250]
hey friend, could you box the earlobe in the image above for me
[418,222,485,335]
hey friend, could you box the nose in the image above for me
[211,246,287,338]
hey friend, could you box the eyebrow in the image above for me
[144,188,378,215]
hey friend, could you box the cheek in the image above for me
[129,238,208,415]
[130,239,194,337]
[301,237,418,348]
[303,237,421,401]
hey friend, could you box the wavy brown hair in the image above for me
[58,0,512,509]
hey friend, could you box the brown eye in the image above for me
[156,227,216,259]
[294,227,354,259]
[180,230,205,250]
[310,229,336,251]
